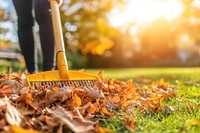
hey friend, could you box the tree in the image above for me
[0,0,17,50]
[173,0,200,65]
[60,0,123,55]
[135,19,178,66]
[59,0,125,68]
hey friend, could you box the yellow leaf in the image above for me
[8,125,39,133]
[186,119,200,126]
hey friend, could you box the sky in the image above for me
[109,0,184,27]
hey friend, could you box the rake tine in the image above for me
[29,79,99,89]
[74,81,78,88]
[69,81,72,86]
[81,81,86,87]
[62,81,65,87]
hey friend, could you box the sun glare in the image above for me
[110,0,184,27]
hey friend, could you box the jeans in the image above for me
[12,0,55,73]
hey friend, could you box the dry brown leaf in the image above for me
[47,106,96,133]
[0,97,9,110]
[0,72,177,133]
[85,87,105,99]
[5,101,23,126]
[187,104,194,112]
[18,108,35,116]
[19,87,29,94]
[4,79,23,93]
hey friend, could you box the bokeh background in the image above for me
[0,0,200,71]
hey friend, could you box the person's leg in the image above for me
[12,0,36,73]
[34,0,55,71]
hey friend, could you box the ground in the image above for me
[86,67,200,133]
[0,67,200,133]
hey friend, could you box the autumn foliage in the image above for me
[0,71,177,132]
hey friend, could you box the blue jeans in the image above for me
[12,0,55,73]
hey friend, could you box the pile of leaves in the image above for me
[0,71,177,133]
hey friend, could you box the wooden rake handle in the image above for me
[50,0,69,79]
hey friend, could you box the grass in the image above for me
[86,67,200,133]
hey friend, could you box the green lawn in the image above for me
[87,67,200,133]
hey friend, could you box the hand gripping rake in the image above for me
[26,0,100,88]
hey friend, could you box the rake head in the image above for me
[27,70,100,89]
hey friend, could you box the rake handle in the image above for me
[50,0,69,79]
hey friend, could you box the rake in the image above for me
[26,0,100,88]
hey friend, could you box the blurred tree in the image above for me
[0,1,17,50]
[0,5,10,49]
[135,19,178,66]
[174,0,200,65]
[59,0,125,68]
[125,0,200,67]
[0,1,24,71]
[60,0,123,54]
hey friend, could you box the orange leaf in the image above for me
[25,93,35,109]
[101,108,112,117]
[95,124,113,133]
[73,93,82,107]
[122,115,136,129]
[109,95,120,103]
[87,104,99,114]
[0,85,12,96]
[129,123,136,129]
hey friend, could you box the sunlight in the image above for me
[110,0,184,27]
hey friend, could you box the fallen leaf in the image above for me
[18,108,35,116]
[73,93,82,107]
[0,85,12,97]
[48,106,96,133]
[186,119,200,126]
[85,87,105,99]
[0,97,9,110]
[0,71,177,133]
[187,104,194,112]
[95,125,113,133]
[87,103,100,115]
[101,108,112,117]
[19,87,29,94]
[122,115,136,129]
[7,125,39,133]
[5,102,23,126]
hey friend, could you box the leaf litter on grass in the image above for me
[0,71,177,133]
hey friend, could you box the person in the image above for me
[12,0,62,74]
